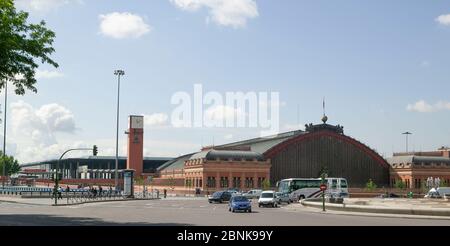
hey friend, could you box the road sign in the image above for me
[320,184,327,191]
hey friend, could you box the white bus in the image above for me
[277,177,349,202]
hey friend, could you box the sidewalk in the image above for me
[0,196,52,206]
[298,198,450,218]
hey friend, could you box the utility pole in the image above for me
[114,70,125,191]
[2,81,7,188]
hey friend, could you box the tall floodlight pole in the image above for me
[2,81,7,188]
[402,132,412,153]
[114,70,125,191]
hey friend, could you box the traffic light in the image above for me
[93,145,98,156]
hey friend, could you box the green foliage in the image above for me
[0,152,20,176]
[0,0,58,95]
[365,179,377,191]
[395,180,406,190]
[168,176,176,190]
[262,179,270,190]
[440,179,448,187]
[134,176,144,186]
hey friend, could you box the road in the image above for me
[1,197,450,226]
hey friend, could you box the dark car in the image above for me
[377,193,401,198]
[228,196,252,213]
[208,191,232,203]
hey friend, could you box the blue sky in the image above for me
[4,0,450,163]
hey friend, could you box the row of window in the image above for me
[391,178,450,188]
[205,177,266,189]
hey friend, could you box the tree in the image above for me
[365,179,377,191]
[0,0,58,95]
[134,176,144,186]
[168,176,176,191]
[395,180,406,190]
[0,152,20,176]
[261,179,270,190]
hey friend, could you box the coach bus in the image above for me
[277,177,349,202]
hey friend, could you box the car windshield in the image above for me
[233,196,248,202]
[212,192,223,197]
[261,193,274,198]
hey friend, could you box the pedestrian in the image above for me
[163,189,167,198]
[58,186,62,199]
[99,186,103,197]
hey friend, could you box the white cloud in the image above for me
[10,101,76,146]
[436,14,450,26]
[144,113,169,127]
[15,0,82,13]
[99,12,151,39]
[8,101,79,163]
[406,100,450,113]
[169,0,259,28]
[36,69,64,79]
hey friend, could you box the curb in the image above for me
[52,198,161,206]
[301,200,450,217]
[1,198,160,207]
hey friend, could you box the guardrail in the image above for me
[64,191,125,205]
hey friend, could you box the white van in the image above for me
[425,187,450,199]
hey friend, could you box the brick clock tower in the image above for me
[126,115,144,177]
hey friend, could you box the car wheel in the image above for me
[258,204,261,207]
[275,203,278,208]
[248,209,252,213]
[232,208,235,213]
[229,207,231,212]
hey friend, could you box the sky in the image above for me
[2,0,450,163]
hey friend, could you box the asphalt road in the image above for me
[1,198,450,226]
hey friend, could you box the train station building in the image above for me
[387,147,450,189]
[20,115,393,192]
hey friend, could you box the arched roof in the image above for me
[264,130,390,169]
[190,149,265,161]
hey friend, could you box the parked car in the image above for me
[258,191,279,207]
[376,193,400,198]
[276,192,291,204]
[228,195,252,213]
[226,188,241,196]
[243,189,262,199]
[208,191,232,203]
[424,187,450,199]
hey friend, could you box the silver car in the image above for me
[243,189,262,199]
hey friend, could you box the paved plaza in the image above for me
[1,197,450,226]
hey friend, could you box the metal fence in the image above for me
[64,191,125,205]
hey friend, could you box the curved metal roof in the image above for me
[189,149,265,161]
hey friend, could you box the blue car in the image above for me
[228,196,252,213]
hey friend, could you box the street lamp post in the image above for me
[114,70,125,191]
[402,132,412,153]
[2,81,7,188]
[54,146,97,206]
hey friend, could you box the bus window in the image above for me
[340,179,348,188]
[332,179,338,189]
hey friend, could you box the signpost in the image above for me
[320,184,327,212]
[320,170,328,212]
